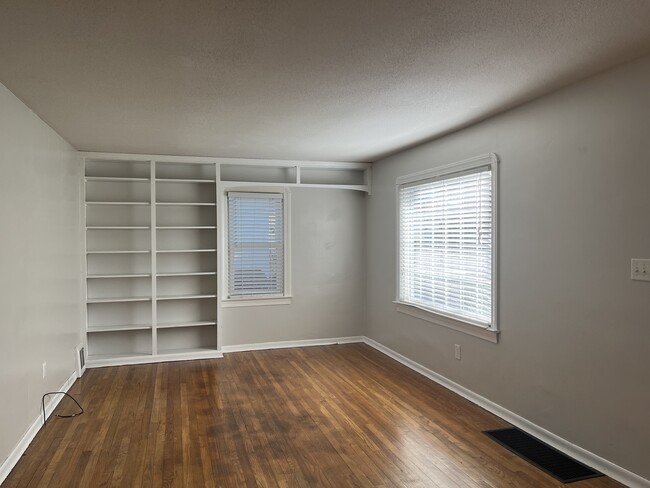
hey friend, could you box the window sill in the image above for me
[222,296,292,308]
[394,301,499,343]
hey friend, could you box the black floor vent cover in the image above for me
[483,428,603,484]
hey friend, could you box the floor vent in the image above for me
[483,427,603,484]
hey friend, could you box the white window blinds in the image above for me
[398,166,493,326]
[227,192,284,297]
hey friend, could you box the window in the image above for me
[396,153,498,341]
[227,192,286,299]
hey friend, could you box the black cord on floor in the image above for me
[41,392,84,424]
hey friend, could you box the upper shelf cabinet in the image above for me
[86,160,152,208]
[85,159,151,179]
[219,162,371,192]
[83,153,371,193]
[221,164,297,184]
[155,162,216,181]
[299,167,366,186]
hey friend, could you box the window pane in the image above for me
[399,168,492,325]
[228,193,284,297]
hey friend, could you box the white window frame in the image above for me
[394,153,499,343]
[222,187,292,307]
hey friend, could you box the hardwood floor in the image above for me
[3,344,623,487]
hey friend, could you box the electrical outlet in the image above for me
[42,362,47,379]
[454,344,461,360]
[631,259,650,282]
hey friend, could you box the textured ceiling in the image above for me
[1,0,650,162]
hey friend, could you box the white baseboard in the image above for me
[0,371,78,485]
[362,337,649,488]
[221,336,365,353]
[86,349,224,368]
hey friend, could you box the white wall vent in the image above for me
[76,344,86,377]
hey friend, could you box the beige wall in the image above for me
[223,188,366,346]
[366,54,650,479]
[0,84,82,467]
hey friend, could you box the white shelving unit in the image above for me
[84,158,220,367]
[82,152,371,368]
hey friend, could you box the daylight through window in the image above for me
[227,192,285,298]
[398,160,496,327]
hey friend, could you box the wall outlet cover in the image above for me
[631,258,650,282]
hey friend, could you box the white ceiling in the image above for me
[1,1,650,162]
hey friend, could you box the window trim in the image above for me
[395,153,499,342]
[222,187,292,306]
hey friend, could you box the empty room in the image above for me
[0,1,649,487]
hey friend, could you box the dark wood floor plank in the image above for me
[2,344,625,488]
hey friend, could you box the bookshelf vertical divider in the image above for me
[215,164,223,355]
[150,161,157,356]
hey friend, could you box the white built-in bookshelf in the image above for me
[84,158,220,366]
[83,153,372,367]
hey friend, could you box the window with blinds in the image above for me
[227,192,284,298]
[398,162,495,327]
